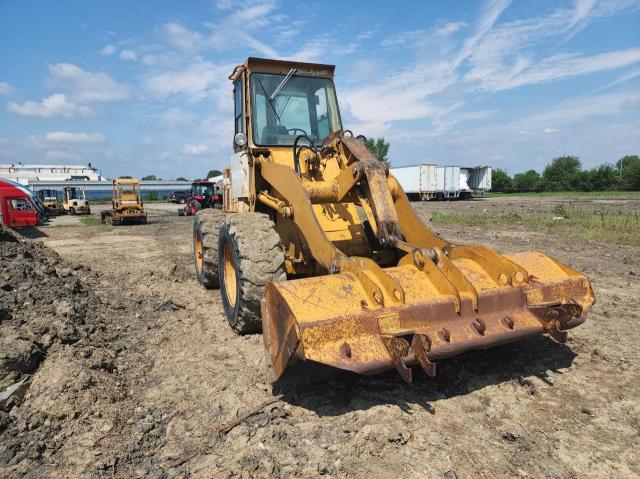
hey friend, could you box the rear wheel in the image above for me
[218,213,286,334]
[69,207,75,215]
[194,209,226,289]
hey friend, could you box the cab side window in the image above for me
[234,78,244,134]
[10,198,33,211]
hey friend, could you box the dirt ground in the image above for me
[1,195,639,478]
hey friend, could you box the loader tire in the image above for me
[194,209,226,289]
[218,213,286,334]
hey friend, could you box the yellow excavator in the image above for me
[101,178,147,225]
[193,58,595,383]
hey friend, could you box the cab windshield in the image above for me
[251,73,342,146]
[117,183,139,196]
[67,188,86,200]
[194,184,215,196]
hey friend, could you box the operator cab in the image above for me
[230,58,343,150]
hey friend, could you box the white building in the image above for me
[0,163,107,184]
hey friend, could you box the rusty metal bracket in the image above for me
[434,249,479,312]
[399,249,462,313]
[447,245,529,286]
[335,162,362,202]
[528,302,583,343]
[381,336,412,383]
[412,334,436,377]
[339,256,405,307]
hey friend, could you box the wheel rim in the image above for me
[195,229,204,273]
[223,242,237,306]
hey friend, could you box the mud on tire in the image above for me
[218,213,286,334]
[194,209,226,289]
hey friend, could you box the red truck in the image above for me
[0,179,44,228]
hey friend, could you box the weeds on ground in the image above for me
[80,216,104,226]
[431,207,640,246]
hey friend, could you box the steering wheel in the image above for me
[288,128,308,136]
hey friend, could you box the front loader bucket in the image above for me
[261,250,594,383]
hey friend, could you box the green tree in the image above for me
[542,156,582,191]
[176,177,188,181]
[207,169,223,178]
[364,137,390,165]
[586,164,618,191]
[142,175,157,181]
[617,155,640,190]
[119,176,132,179]
[491,168,512,192]
[512,169,541,192]
[625,161,640,190]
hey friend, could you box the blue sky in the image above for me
[1,0,639,179]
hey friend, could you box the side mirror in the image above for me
[234,132,248,147]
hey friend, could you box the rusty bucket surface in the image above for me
[261,250,595,383]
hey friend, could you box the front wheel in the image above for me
[218,213,286,334]
[69,208,76,215]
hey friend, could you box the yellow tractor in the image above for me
[101,178,147,225]
[193,58,595,383]
[63,186,90,215]
[36,189,64,216]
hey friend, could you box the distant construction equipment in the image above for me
[101,178,147,225]
[390,165,492,201]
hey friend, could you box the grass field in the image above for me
[490,190,640,198]
[432,207,640,246]
[80,216,103,226]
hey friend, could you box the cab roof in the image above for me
[229,57,335,81]
[113,178,140,184]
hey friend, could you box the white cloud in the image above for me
[100,44,116,56]
[543,127,560,134]
[520,90,640,126]
[45,150,81,161]
[48,63,131,102]
[7,94,92,118]
[0,82,14,95]
[477,47,640,91]
[214,0,234,9]
[183,143,209,155]
[162,22,204,51]
[463,2,640,92]
[145,61,227,100]
[119,49,138,61]
[159,107,197,125]
[45,131,106,144]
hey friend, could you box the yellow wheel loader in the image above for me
[193,58,595,383]
[101,178,147,226]
[63,186,90,215]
